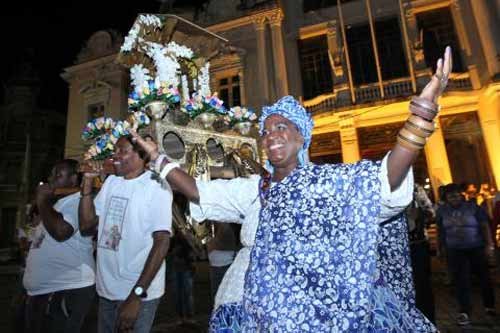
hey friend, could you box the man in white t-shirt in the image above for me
[79,135,172,333]
[23,159,95,333]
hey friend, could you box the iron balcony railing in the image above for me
[303,72,472,115]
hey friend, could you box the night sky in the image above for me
[0,1,165,114]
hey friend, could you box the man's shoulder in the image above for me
[54,192,81,210]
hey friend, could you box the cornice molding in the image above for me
[207,8,281,33]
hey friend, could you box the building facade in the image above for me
[61,30,129,160]
[63,0,500,197]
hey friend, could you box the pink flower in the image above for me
[234,109,243,119]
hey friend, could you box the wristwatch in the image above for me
[133,285,147,298]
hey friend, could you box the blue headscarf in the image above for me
[259,96,314,173]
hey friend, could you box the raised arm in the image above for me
[78,173,99,237]
[387,46,452,191]
[36,184,74,242]
[129,130,200,203]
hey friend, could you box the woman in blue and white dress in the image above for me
[132,47,452,332]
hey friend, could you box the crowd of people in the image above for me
[8,46,498,332]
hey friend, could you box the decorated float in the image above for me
[81,14,263,251]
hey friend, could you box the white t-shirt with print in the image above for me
[23,192,95,296]
[94,171,172,301]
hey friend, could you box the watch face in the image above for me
[134,286,144,295]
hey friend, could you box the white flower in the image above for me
[158,56,180,86]
[146,42,180,87]
[165,41,193,59]
[181,75,189,102]
[130,64,151,94]
[154,76,161,89]
[95,117,105,129]
[138,14,162,28]
[120,23,140,52]
[198,62,211,96]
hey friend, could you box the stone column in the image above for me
[450,0,472,57]
[64,79,87,160]
[424,118,453,197]
[477,86,500,188]
[470,0,500,77]
[339,116,360,163]
[238,71,246,105]
[253,15,270,104]
[269,10,289,98]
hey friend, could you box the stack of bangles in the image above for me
[150,154,180,179]
[397,96,438,151]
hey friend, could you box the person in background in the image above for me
[493,192,500,248]
[436,183,496,326]
[206,222,238,309]
[407,184,436,323]
[23,159,95,333]
[170,230,197,325]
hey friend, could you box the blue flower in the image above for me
[148,80,155,91]
[96,137,107,149]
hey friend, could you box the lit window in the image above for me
[417,8,465,73]
[346,17,408,85]
[88,103,105,120]
[303,0,356,13]
[298,35,333,99]
[217,75,241,108]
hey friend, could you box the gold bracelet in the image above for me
[409,103,437,121]
[397,135,423,151]
[411,96,438,113]
[404,115,435,138]
[409,96,439,121]
[397,127,426,151]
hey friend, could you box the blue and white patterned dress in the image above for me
[191,157,436,332]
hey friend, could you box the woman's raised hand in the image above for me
[419,46,453,104]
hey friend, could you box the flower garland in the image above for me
[81,117,116,140]
[165,41,194,59]
[146,42,180,87]
[82,112,150,160]
[128,79,181,112]
[120,17,215,113]
[225,106,257,126]
[198,63,211,97]
[130,64,152,95]
[120,14,164,53]
[181,92,226,119]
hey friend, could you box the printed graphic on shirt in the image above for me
[31,230,46,249]
[99,196,128,251]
